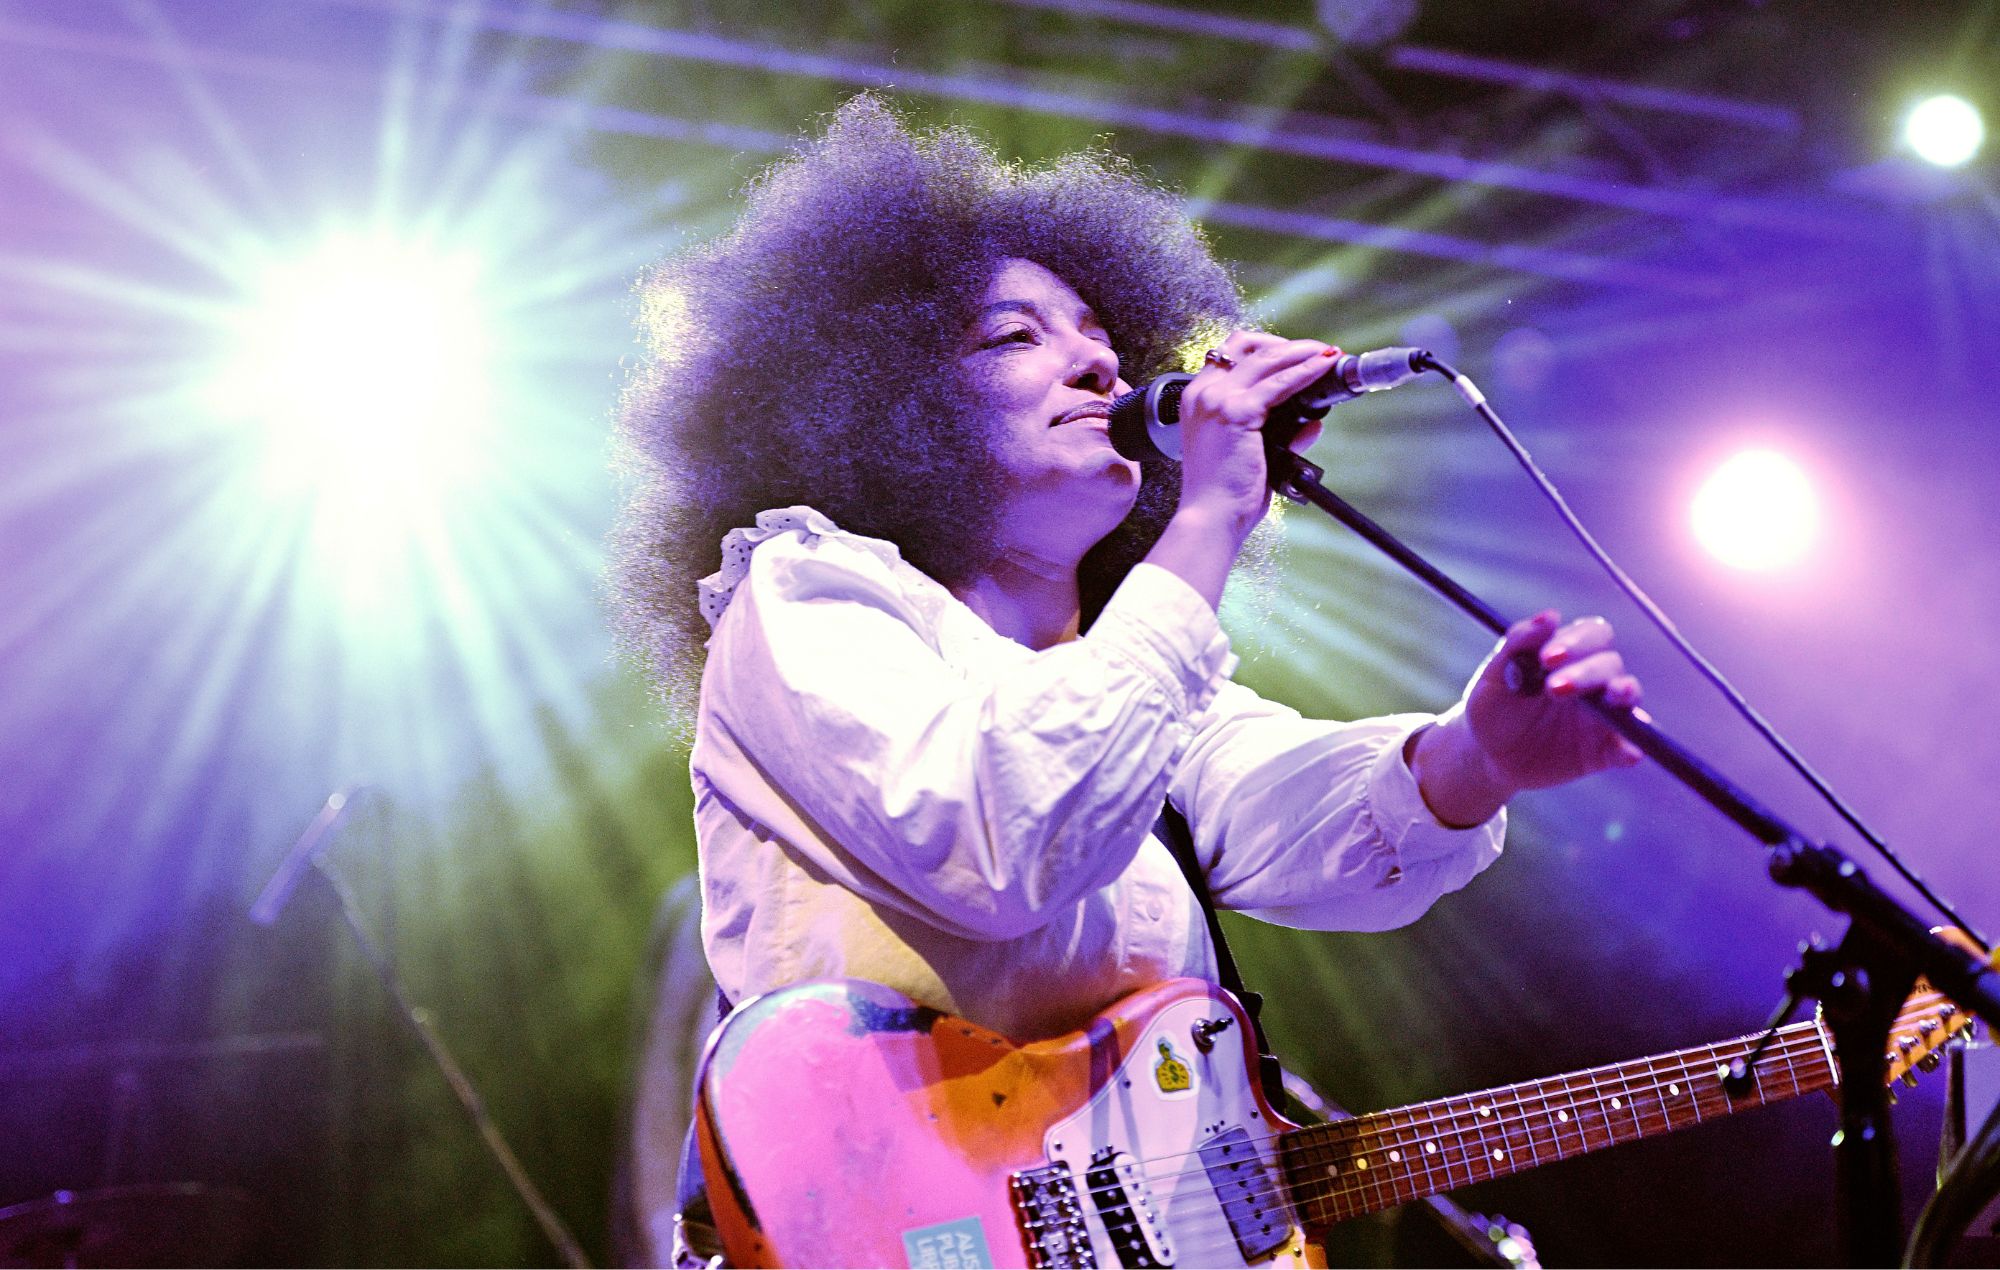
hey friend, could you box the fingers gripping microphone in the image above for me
[1107,346,1430,463]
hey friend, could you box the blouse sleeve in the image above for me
[1169,681,1506,932]
[692,518,1234,943]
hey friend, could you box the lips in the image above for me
[1053,403,1112,427]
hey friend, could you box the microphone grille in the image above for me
[1108,376,1190,463]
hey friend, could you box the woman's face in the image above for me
[961,258,1142,563]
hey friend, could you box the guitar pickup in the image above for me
[1084,1148,1174,1268]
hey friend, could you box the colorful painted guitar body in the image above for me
[694,974,1973,1268]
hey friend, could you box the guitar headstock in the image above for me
[1881,927,1992,1089]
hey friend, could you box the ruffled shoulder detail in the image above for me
[698,505,913,629]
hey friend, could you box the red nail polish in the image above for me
[1321,347,1338,357]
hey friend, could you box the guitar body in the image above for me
[693,946,1982,1267]
[694,978,1315,1268]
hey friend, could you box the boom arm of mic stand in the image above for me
[1270,447,2000,1263]
[1269,448,2000,1024]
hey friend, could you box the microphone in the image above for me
[1108,346,1430,463]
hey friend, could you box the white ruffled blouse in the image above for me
[689,506,1504,1041]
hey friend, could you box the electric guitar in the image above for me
[694,969,1976,1267]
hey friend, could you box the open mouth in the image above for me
[1053,403,1112,427]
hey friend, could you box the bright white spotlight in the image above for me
[1691,448,1820,572]
[210,231,495,526]
[1904,94,1984,168]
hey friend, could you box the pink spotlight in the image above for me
[1690,448,1820,571]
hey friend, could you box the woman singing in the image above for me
[612,95,1642,1047]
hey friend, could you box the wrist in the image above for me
[1407,711,1516,829]
[1170,494,1259,546]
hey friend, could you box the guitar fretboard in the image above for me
[1280,1020,1835,1227]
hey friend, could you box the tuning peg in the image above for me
[1901,1071,1921,1087]
[1919,1052,1942,1072]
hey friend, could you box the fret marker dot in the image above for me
[1424,1143,1438,1155]
[1669,1083,1681,1096]
[1557,1110,1569,1122]
[1355,1157,1368,1170]
[1477,1105,1493,1118]
[1388,1150,1401,1162]
[1611,1097,1623,1109]
[1326,1164,1339,1177]
[1492,1148,1505,1161]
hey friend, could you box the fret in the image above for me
[1519,1079,1557,1166]
[1679,1055,1709,1121]
[1310,1114,1395,1220]
[1470,1092,1510,1177]
[1776,1035,1802,1099]
[1650,1058,1685,1131]
[1354,1117,1394,1213]
[1408,1106,1446,1196]
[1505,1079,1548,1167]
[1282,1018,1864,1230]
[1519,1076,1565,1163]
[1608,1064,1640,1144]
[1575,1064,1614,1151]
[1548,1073,1587,1157]
[1633,1061,1662,1135]
[1379,1110,1435,1210]
[1420,1102,1459,1191]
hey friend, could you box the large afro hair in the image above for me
[610,95,1247,722]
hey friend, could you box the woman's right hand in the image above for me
[1142,331,1341,609]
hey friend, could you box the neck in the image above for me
[952,548,1083,649]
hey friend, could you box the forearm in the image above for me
[1142,500,1258,612]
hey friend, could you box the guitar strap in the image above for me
[1154,803,1288,1107]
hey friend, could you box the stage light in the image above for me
[212,232,494,498]
[1903,94,1984,168]
[1690,448,1819,572]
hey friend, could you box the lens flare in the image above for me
[209,232,494,504]
[1904,94,1984,168]
[1690,448,1819,572]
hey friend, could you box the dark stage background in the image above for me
[3,1,1998,1265]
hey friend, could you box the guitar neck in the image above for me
[1281,1018,1837,1227]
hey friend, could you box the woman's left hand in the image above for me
[1410,611,1645,827]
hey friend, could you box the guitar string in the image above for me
[1030,1033,1828,1235]
[1061,1028,1835,1220]
[1048,989,1955,1211]
[1034,1029,1845,1218]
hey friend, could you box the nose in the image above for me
[1065,336,1120,395]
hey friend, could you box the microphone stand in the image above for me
[1263,440,2000,1267]
[252,791,592,1268]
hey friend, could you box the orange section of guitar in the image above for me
[695,978,1232,1268]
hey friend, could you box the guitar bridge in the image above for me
[1011,1163,1098,1268]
